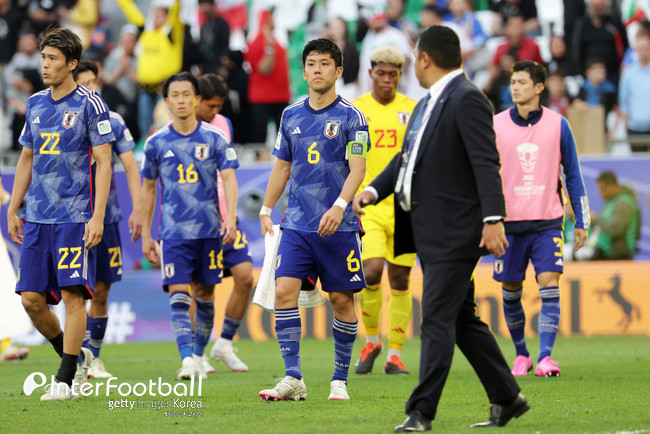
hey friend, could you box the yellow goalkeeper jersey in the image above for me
[353,92,416,213]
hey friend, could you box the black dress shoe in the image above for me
[394,410,432,432]
[470,393,530,428]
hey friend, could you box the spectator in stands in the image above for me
[103,23,140,142]
[618,34,650,146]
[358,5,411,95]
[591,171,641,260]
[542,70,571,116]
[57,0,99,48]
[4,30,42,150]
[570,0,628,84]
[244,8,290,145]
[446,0,488,74]
[491,14,543,70]
[323,17,360,101]
[27,0,60,35]
[574,57,617,117]
[218,50,248,145]
[116,0,184,138]
[546,35,570,75]
[387,0,419,44]
[621,19,650,72]
[0,0,26,70]
[484,52,516,112]
[491,0,540,37]
[198,0,229,75]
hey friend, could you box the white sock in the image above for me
[387,348,401,360]
[366,335,380,346]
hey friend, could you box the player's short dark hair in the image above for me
[421,4,443,18]
[162,72,199,97]
[39,25,83,66]
[505,13,525,25]
[73,59,98,81]
[597,171,618,185]
[585,57,605,70]
[198,73,229,100]
[302,38,343,68]
[511,60,547,86]
[417,25,462,70]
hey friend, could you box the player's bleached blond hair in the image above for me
[369,46,405,69]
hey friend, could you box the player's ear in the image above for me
[68,59,78,73]
[368,68,373,79]
[302,68,307,81]
[535,82,545,95]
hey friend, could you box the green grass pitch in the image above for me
[1,336,649,433]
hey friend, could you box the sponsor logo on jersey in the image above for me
[195,143,210,161]
[398,111,410,125]
[226,148,237,161]
[324,120,340,138]
[62,111,78,129]
[97,120,112,135]
[355,130,368,143]
[124,129,134,142]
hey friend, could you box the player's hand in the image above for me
[260,214,274,237]
[574,227,588,251]
[479,222,509,257]
[318,206,343,237]
[142,236,160,266]
[7,213,23,245]
[221,217,236,245]
[352,191,376,217]
[128,209,143,242]
[84,216,104,250]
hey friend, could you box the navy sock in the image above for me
[169,292,193,360]
[538,286,561,361]
[275,307,302,380]
[83,315,108,358]
[220,315,241,341]
[332,317,358,383]
[193,298,215,357]
[502,288,529,357]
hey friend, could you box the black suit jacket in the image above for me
[370,74,506,263]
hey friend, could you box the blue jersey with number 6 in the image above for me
[273,96,370,232]
[140,121,239,240]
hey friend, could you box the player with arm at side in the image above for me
[140,72,238,380]
[73,60,142,379]
[6,27,115,401]
[258,38,369,402]
[195,73,253,374]
[493,61,589,377]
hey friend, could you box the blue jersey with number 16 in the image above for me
[273,96,370,233]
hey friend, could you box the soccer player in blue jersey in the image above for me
[258,38,370,401]
[6,27,115,401]
[140,72,239,380]
[493,61,589,377]
[73,60,143,379]
[195,74,253,373]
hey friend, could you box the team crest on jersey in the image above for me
[16,268,20,283]
[195,143,210,161]
[62,111,78,129]
[494,259,504,274]
[324,120,340,138]
[275,254,282,270]
[398,111,410,125]
[164,263,175,278]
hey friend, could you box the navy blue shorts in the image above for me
[493,229,564,282]
[222,226,252,278]
[276,229,366,292]
[16,222,96,304]
[160,238,223,286]
[95,223,123,284]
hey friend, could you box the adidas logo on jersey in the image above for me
[69,270,80,279]
[164,150,175,158]
[555,258,564,266]
[32,117,40,124]
[291,126,302,135]
[349,274,362,282]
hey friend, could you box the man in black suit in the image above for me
[353,26,529,431]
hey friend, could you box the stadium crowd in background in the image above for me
[1,0,650,160]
